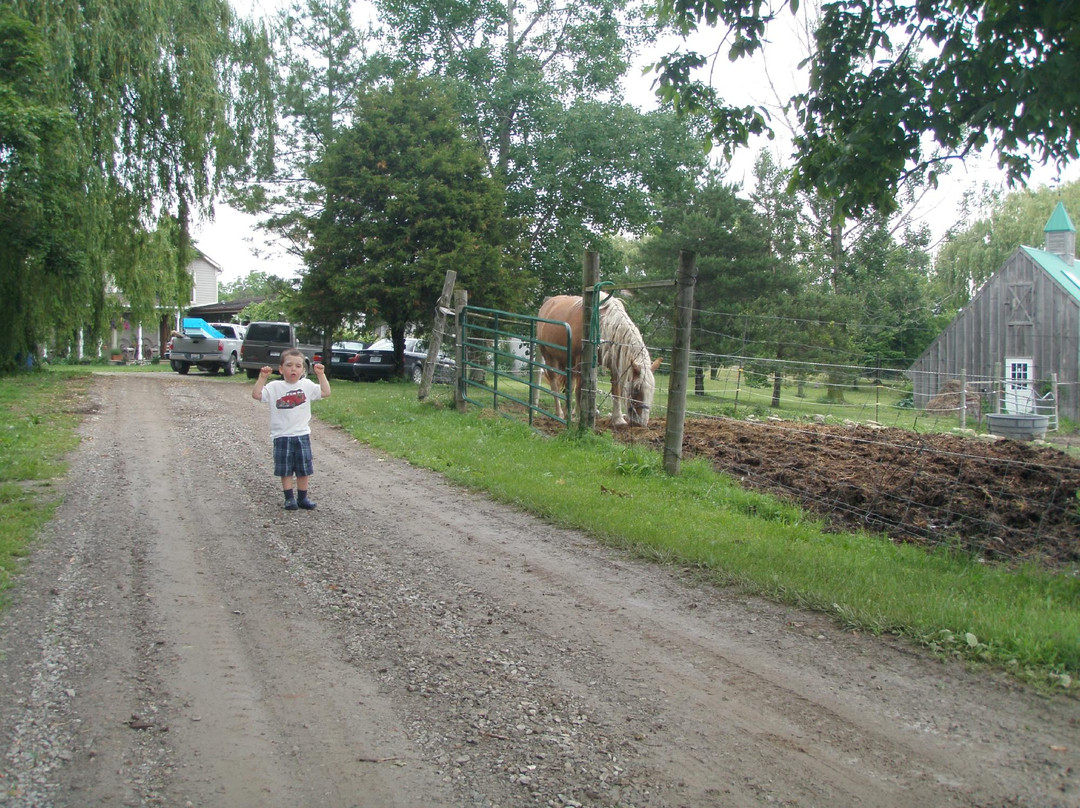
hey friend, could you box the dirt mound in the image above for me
[604,418,1080,566]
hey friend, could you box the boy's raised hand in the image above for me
[259,366,273,380]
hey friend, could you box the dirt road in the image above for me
[1,373,1077,807]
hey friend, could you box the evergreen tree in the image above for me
[307,75,526,376]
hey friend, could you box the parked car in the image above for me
[239,321,321,379]
[325,341,367,381]
[351,337,456,384]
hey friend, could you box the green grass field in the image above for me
[0,372,90,603]
[461,363,1021,435]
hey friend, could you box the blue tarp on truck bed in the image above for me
[181,318,225,339]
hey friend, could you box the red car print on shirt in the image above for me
[276,389,307,409]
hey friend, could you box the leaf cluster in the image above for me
[653,0,1080,219]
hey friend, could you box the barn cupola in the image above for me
[1044,201,1076,266]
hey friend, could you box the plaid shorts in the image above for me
[272,435,314,478]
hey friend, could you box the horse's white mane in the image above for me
[598,298,650,387]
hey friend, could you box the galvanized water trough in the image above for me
[986,413,1049,441]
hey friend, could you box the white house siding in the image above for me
[190,253,221,307]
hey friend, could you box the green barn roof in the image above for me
[1021,246,1080,305]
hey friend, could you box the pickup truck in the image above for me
[239,321,321,379]
[168,319,246,376]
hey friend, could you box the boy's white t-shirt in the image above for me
[261,378,324,439]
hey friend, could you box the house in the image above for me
[188,250,222,308]
[110,250,223,360]
[148,250,223,356]
[908,202,1080,423]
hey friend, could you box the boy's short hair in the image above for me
[279,347,305,364]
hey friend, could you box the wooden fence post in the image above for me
[664,251,698,476]
[418,270,457,401]
[580,251,600,432]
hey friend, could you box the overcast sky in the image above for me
[193,4,1078,285]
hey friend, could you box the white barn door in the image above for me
[1005,357,1035,414]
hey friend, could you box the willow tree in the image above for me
[0,0,273,369]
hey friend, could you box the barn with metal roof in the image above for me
[908,202,1080,424]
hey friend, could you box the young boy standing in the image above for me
[252,348,332,510]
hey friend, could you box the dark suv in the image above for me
[239,322,321,379]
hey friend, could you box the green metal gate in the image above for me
[458,306,573,427]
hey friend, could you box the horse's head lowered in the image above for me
[624,354,662,427]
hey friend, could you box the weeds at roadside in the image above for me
[0,371,88,606]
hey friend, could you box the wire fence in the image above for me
[445,310,1079,565]
[446,311,1072,436]
[653,350,1078,565]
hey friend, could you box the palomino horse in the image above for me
[537,294,661,427]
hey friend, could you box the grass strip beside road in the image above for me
[319,382,1079,691]
[0,370,89,606]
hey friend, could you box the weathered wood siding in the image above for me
[910,249,1080,421]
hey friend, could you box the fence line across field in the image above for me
[442,321,1070,435]
[439,332,1078,559]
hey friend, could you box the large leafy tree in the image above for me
[229,0,385,360]
[307,75,526,375]
[653,0,1080,220]
[0,0,273,370]
[376,0,707,295]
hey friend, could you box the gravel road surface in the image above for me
[0,372,1077,807]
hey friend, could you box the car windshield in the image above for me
[367,339,394,351]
